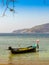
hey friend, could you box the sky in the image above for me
[0,0,49,33]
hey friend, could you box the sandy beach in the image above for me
[0,59,49,65]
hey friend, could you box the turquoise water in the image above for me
[0,33,49,63]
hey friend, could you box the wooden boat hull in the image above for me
[10,47,36,54]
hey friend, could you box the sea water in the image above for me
[0,33,49,63]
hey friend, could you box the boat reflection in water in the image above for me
[8,49,39,65]
[8,41,39,64]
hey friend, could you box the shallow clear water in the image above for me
[0,33,49,63]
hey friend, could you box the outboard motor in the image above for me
[37,43,39,49]
[36,39,39,49]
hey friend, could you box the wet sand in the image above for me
[0,52,49,65]
[0,59,49,65]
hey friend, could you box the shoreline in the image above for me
[0,59,49,65]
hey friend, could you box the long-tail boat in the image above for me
[8,43,39,54]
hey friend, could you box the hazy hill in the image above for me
[13,23,49,34]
